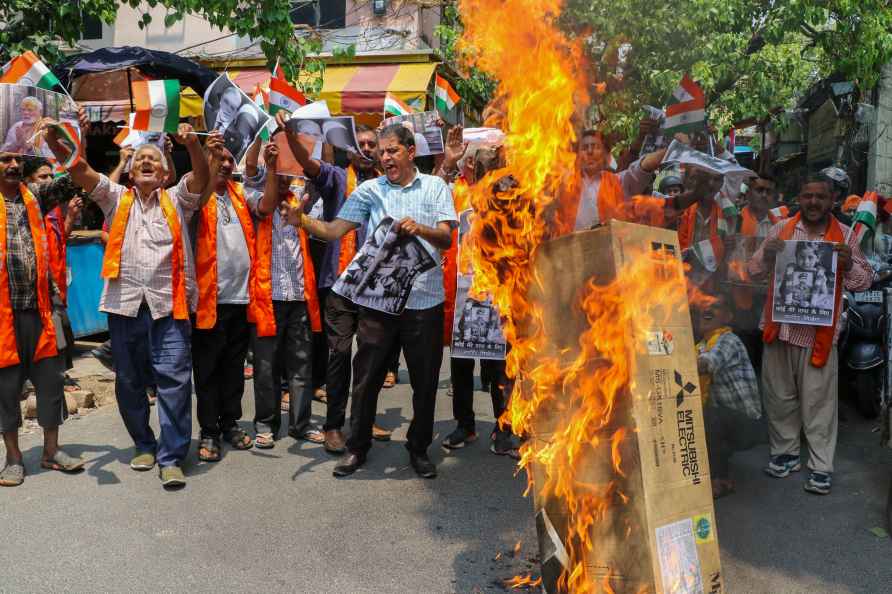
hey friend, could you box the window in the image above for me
[291,1,345,29]
[82,14,103,40]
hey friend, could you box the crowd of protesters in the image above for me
[0,104,880,497]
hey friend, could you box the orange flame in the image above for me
[456,0,693,591]
[505,574,544,590]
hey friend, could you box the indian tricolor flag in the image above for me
[383,93,414,117]
[664,74,706,135]
[269,76,306,115]
[434,74,459,114]
[0,51,61,90]
[131,80,181,133]
[851,191,879,246]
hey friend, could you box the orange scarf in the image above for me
[554,170,624,236]
[678,200,725,265]
[443,178,472,344]
[337,166,359,275]
[248,192,321,337]
[195,181,256,329]
[45,206,68,305]
[102,187,189,320]
[740,205,788,236]
[0,185,58,368]
[762,213,845,368]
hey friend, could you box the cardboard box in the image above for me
[526,221,723,593]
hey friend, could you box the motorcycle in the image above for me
[840,275,891,419]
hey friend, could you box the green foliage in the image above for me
[435,4,496,108]
[0,0,325,95]
[559,0,892,140]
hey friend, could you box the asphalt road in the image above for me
[1,350,891,593]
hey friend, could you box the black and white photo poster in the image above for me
[334,217,436,315]
[451,209,507,360]
[771,240,837,327]
[203,75,271,164]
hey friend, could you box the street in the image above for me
[1,349,891,593]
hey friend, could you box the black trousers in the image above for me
[703,402,764,479]
[450,357,507,432]
[252,301,314,437]
[310,241,329,391]
[323,291,358,431]
[347,305,443,455]
[192,304,250,439]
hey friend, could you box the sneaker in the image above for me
[490,430,520,459]
[764,455,801,478]
[804,472,832,495]
[159,465,186,489]
[442,426,478,450]
[130,451,156,471]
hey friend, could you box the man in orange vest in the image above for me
[748,174,872,495]
[44,122,217,489]
[243,143,325,450]
[0,152,85,487]
[283,124,458,479]
[191,146,257,462]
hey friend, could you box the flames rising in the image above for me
[456,0,693,591]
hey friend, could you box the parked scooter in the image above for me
[840,274,891,418]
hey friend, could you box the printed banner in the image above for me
[771,240,837,327]
[203,75,271,164]
[333,217,436,315]
[382,110,444,156]
[0,83,79,160]
[451,209,506,359]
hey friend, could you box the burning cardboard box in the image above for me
[524,221,722,593]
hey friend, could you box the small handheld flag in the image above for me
[434,75,460,114]
[0,51,62,91]
[130,80,181,133]
[664,74,706,136]
[383,93,415,117]
[269,76,306,116]
[851,192,879,247]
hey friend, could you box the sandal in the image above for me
[40,450,85,473]
[0,462,25,486]
[223,427,253,450]
[255,432,275,449]
[198,437,221,462]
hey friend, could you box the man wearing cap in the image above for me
[44,122,218,489]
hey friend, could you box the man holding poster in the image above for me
[748,174,871,495]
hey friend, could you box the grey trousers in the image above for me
[761,341,838,473]
[0,309,66,433]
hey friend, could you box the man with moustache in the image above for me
[0,151,84,487]
[43,122,218,489]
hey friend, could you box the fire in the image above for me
[505,574,544,590]
[456,0,693,592]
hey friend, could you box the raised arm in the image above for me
[256,143,282,217]
[163,135,177,188]
[108,146,134,185]
[199,134,227,209]
[175,124,213,195]
[245,136,263,179]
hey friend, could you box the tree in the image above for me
[0,0,326,94]
[558,0,892,138]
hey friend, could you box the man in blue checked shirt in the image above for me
[282,124,458,479]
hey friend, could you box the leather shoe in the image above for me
[333,452,366,477]
[324,429,346,454]
[409,451,437,479]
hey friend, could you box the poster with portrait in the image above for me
[203,75,271,164]
[284,115,361,156]
[333,217,436,315]
[771,240,837,327]
[451,209,507,360]
[382,110,444,156]
[0,83,79,160]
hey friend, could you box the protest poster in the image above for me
[284,115,361,155]
[382,110,444,156]
[333,217,436,315]
[451,209,507,360]
[203,75,271,164]
[661,139,756,200]
[271,130,317,177]
[771,240,837,327]
[0,83,79,160]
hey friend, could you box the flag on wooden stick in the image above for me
[131,79,181,133]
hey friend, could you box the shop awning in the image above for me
[317,63,436,115]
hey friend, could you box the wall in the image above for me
[868,62,892,195]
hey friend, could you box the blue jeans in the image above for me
[108,304,193,467]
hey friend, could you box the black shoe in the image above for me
[442,426,477,450]
[409,451,437,479]
[333,452,366,477]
